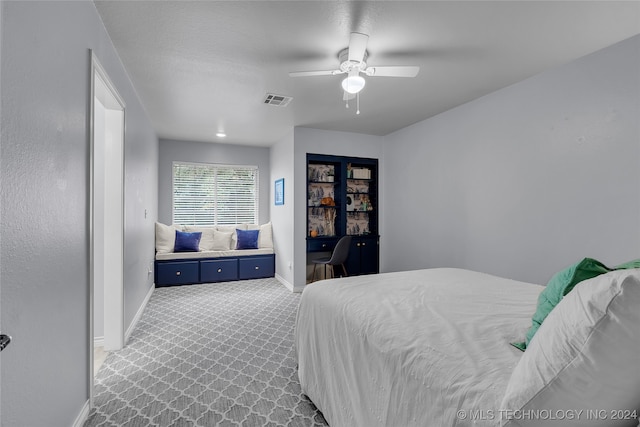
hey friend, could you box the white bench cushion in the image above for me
[155,248,274,261]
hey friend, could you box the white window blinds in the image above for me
[172,162,258,226]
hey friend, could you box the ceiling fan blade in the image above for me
[343,91,355,101]
[289,69,343,77]
[366,66,420,78]
[348,32,369,63]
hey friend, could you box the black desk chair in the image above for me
[311,235,352,282]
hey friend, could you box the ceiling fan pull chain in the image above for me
[356,92,361,115]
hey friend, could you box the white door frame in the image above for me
[89,51,125,403]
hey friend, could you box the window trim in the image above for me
[171,160,259,226]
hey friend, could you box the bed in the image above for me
[294,267,640,427]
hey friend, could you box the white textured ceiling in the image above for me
[94,1,639,147]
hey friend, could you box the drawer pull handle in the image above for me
[322,244,327,248]
[176,271,181,276]
[255,266,259,270]
[217,268,222,273]
[362,242,366,246]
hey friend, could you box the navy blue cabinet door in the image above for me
[345,237,379,276]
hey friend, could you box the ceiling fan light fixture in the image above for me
[341,74,366,94]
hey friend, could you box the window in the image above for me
[172,162,258,226]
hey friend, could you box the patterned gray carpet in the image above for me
[84,278,328,427]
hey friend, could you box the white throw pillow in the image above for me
[211,231,233,251]
[500,269,640,427]
[155,222,181,253]
[217,224,246,249]
[246,222,274,249]
[259,222,273,248]
[183,225,216,251]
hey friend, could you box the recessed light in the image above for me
[216,132,227,138]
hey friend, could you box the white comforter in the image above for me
[295,268,542,427]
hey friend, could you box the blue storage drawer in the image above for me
[156,261,199,286]
[201,259,238,283]
[239,256,275,279]
[307,238,337,253]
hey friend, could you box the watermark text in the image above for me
[455,409,638,422]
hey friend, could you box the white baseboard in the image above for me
[125,284,154,344]
[275,273,304,293]
[72,399,90,427]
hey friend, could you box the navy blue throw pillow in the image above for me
[236,229,259,249]
[174,230,201,252]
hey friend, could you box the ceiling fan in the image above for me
[289,32,420,114]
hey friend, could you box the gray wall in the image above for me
[382,35,640,285]
[270,129,295,288]
[0,2,158,426]
[158,139,271,226]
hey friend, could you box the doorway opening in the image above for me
[90,52,125,399]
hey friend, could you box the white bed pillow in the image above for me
[183,225,216,251]
[155,222,182,253]
[211,231,233,251]
[500,269,640,427]
[246,222,273,249]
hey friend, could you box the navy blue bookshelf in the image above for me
[307,153,379,277]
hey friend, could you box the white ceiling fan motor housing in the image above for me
[338,48,368,74]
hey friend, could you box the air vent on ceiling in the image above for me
[263,93,292,107]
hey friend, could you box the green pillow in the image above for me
[510,341,527,352]
[615,259,640,269]
[512,258,640,351]
[513,258,611,351]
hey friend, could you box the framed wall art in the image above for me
[275,178,284,205]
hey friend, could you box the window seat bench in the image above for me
[155,222,275,287]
